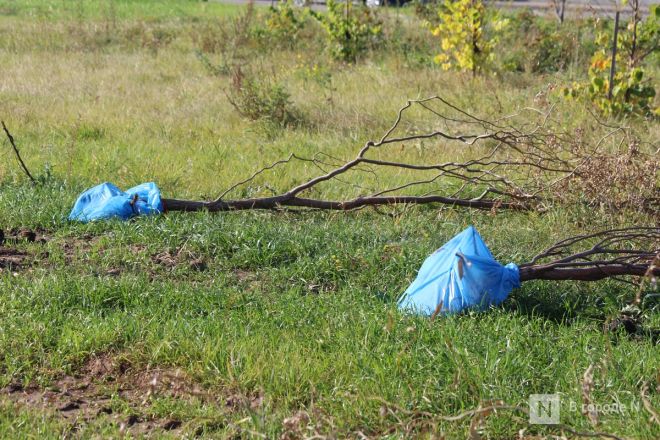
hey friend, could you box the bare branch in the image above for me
[159,96,657,215]
[2,121,36,184]
[216,153,299,200]
[519,228,660,282]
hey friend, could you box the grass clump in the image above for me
[226,66,304,128]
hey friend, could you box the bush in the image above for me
[563,7,659,117]
[382,15,436,68]
[412,0,441,25]
[311,0,383,63]
[559,138,659,213]
[260,0,308,48]
[500,11,595,73]
[225,66,302,127]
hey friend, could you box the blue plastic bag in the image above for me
[398,226,520,316]
[69,182,163,222]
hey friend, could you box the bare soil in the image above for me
[0,353,227,436]
[0,247,28,271]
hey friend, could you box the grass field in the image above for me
[1,1,659,438]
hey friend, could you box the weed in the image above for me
[226,66,303,127]
[192,2,259,73]
[500,10,595,73]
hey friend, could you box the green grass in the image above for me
[1,183,657,438]
[0,0,240,20]
[0,1,658,438]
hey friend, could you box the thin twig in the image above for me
[641,382,660,425]
[2,121,36,184]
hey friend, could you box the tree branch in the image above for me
[519,227,660,281]
[167,96,609,213]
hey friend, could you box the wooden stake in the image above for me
[608,11,620,101]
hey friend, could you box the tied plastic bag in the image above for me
[69,182,163,222]
[398,226,520,316]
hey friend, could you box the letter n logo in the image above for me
[529,394,560,424]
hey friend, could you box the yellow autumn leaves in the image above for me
[430,0,508,74]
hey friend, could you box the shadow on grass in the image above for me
[504,282,660,344]
[504,286,608,325]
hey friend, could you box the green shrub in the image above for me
[500,11,595,73]
[311,0,383,63]
[382,15,436,68]
[260,0,308,48]
[225,66,302,127]
[563,7,659,117]
[412,0,441,25]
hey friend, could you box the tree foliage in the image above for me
[311,0,382,63]
[431,0,507,74]
[263,0,307,46]
[564,4,660,117]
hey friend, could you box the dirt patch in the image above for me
[152,247,207,272]
[61,233,99,265]
[605,312,660,344]
[233,269,258,283]
[2,229,213,277]
[1,227,49,245]
[0,353,225,436]
[0,247,28,271]
[0,228,49,273]
[232,269,272,293]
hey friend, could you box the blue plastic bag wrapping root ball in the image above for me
[69,182,163,222]
[398,226,520,316]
